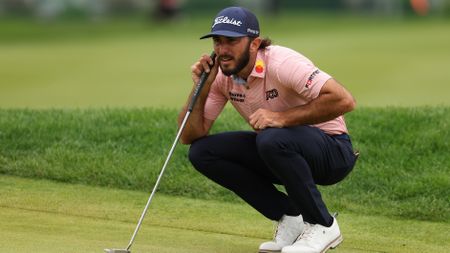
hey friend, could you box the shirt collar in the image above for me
[231,74,247,85]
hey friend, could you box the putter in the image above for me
[105,52,216,253]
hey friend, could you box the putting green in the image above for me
[0,175,448,253]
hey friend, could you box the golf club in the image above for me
[105,52,216,253]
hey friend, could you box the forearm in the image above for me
[179,53,218,144]
[178,85,211,144]
[249,79,356,130]
[280,91,355,127]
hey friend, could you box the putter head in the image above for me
[104,249,130,253]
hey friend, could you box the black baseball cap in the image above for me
[200,6,260,39]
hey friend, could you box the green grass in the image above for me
[0,175,448,253]
[0,16,450,108]
[0,107,448,223]
[1,14,449,252]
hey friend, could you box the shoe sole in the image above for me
[258,250,281,253]
[321,235,343,253]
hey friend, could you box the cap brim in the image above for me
[200,30,247,39]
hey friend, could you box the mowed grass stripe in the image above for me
[0,175,449,253]
[0,175,271,239]
[0,207,263,253]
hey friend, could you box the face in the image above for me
[213,36,253,76]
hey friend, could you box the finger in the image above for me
[200,54,211,73]
[208,55,215,66]
[251,121,259,130]
[249,110,259,120]
[252,118,263,130]
[249,115,257,127]
[249,109,263,121]
[193,70,202,78]
[191,63,202,76]
[190,63,202,84]
[193,55,208,72]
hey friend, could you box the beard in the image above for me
[219,41,251,77]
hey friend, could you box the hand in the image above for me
[249,109,285,130]
[190,53,218,86]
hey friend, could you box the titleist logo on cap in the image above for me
[212,16,242,28]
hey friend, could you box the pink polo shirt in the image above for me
[204,45,348,135]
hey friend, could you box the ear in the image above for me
[250,37,261,53]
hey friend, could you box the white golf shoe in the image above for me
[259,215,304,253]
[281,218,342,253]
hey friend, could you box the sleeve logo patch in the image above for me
[306,70,320,88]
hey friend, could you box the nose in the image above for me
[214,40,231,57]
[215,45,229,57]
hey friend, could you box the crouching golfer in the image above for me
[178,6,358,253]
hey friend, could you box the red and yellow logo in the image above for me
[255,59,264,73]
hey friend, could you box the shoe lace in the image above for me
[296,222,318,242]
[272,217,290,241]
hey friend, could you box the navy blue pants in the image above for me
[188,125,357,226]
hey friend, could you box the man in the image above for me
[178,6,358,253]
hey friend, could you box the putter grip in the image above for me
[188,51,216,112]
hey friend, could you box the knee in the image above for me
[256,128,309,181]
[188,138,210,169]
[256,128,288,157]
[256,126,318,159]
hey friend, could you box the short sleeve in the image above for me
[275,55,332,100]
[204,79,228,121]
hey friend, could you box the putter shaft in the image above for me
[125,111,191,250]
[108,51,216,253]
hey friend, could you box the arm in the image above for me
[249,78,356,130]
[178,54,218,144]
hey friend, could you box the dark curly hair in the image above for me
[259,37,272,49]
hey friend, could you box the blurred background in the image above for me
[1,0,449,20]
[1,0,450,108]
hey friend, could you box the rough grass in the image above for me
[0,107,448,223]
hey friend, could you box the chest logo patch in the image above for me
[229,91,245,102]
[265,89,279,100]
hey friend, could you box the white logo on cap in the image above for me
[247,28,259,35]
[212,16,242,28]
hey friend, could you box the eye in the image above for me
[213,37,221,46]
[228,37,239,44]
